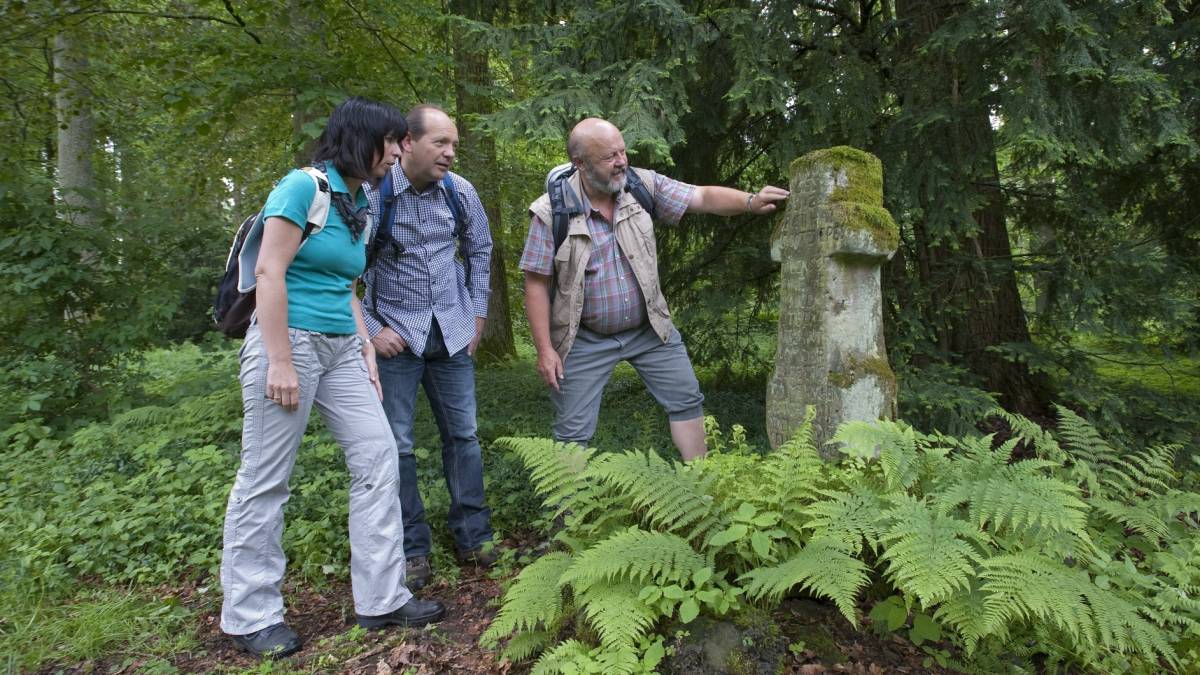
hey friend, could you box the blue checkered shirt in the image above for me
[363,166,492,356]
[519,171,694,334]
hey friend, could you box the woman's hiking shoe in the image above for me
[356,597,446,629]
[406,555,432,590]
[230,623,302,659]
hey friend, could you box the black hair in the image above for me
[312,96,407,181]
[405,103,447,141]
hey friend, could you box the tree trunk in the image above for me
[895,0,1052,416]
[289,0,319,167]
[452,0,516,362]
[54,30,98,226]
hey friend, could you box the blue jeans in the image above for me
[376,319,492,558]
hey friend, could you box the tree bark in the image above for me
[895,0,1052,416]
[289,0,319,167]
[452,0,516,362]
[54,30,98,226]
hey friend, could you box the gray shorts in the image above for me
[551,323,704,444]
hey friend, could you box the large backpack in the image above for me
[212,167,332,338]
[544,163,654,257]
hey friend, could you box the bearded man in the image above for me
[519,118,789,459]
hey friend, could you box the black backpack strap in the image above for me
[378,170,399,250]
[623,167,655,216]
[548,165,582,256]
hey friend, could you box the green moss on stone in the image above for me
[725,649,754,675]
[831,202,899,252]
[790,146,883,208]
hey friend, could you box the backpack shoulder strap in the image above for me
[372,169,397,249]
[547,164,582,255]
[441,174,466,237]
[624,167,655,216]
[299,166,333,242]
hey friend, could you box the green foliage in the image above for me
[482,551,574,655]
[489,408,1200,672]
[0,586,195,673]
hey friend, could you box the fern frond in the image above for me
[482,552,574,644]
[973,467,1089,535]
[934,582,1007,654]
[588,450,728,541]
[879,495,981,606]
[1090,497,1171,542]
[559,527,705,592]
[594,646,642,675]
[495,437,596,514]
[759,414,829,504]
[740,541,870,625]
[936,445,1087,537]
[979,552,1091,642]
[1115,444,1178,496]
[1054,408,1182,506]
[1082,583,1175,664]
[112,405,176,431]
[1152,538,1200,591]
[530,639,592,675]
[779,405,818,456]
[979,552,1177,666]
[803,487,889,554]
[576,581,659,651]
[830,420,923,491]
[498,631,554,663]
[990,408,1064,461]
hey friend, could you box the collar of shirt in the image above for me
[394,165,449,198]
[320,162,355,197]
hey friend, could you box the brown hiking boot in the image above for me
[406,556,432,590]
[455,543,500,568]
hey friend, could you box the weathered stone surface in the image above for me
[767,147,899,455]
[662,611,787,675]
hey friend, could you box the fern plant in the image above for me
[487,407,1199,673]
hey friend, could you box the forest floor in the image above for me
[42,546,956,675]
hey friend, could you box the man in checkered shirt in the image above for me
[363,105,496,590]
[520,118,789,460]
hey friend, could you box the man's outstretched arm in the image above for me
[687,184,790,217]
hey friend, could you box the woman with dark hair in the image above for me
[219,96,444,660]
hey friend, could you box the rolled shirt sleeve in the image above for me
[518,214,555,276]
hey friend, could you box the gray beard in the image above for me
[584,164,626,196]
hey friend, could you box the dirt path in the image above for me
[175,570,508,674]
[163,580,952,674]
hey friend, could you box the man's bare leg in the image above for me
[670,416,707,461]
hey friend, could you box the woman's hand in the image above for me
[267,357,301,411]
[362,339,383,400]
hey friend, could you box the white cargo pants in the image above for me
[220,325,411,635]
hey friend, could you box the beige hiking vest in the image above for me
[528,167,674,360]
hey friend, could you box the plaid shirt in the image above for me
[363,166,492,356]
[519,171,694,334]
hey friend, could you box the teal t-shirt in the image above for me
[261,165,367,335]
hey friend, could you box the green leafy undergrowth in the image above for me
[0,339,763,598]
[0,585,195,673]
[485,408,1199,673]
